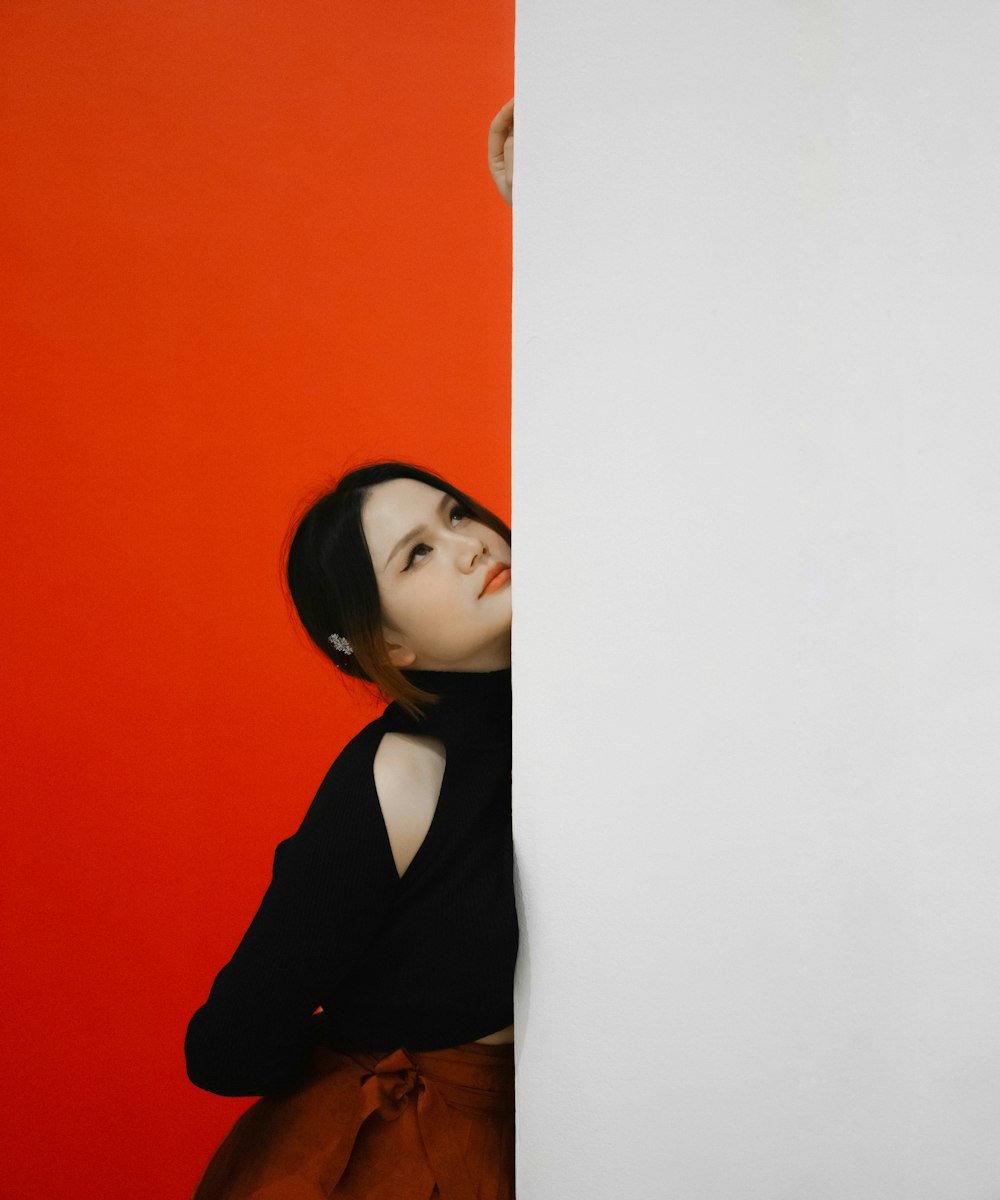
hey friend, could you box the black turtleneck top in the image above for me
[184,666,516,1097]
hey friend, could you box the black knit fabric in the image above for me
[184,666,516,1097]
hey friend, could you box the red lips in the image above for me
[479,562,512,597]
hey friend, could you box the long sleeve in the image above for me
[184,728,399,1096]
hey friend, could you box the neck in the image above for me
[405,637,511,674]
[381,664,512,747]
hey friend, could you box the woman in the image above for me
[185,105,516,1200]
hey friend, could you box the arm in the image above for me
[488,97,514,206]
[184,732,398,1097]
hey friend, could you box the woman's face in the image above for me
[360,478,512,672]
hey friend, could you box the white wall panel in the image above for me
[511,2,1000,1196]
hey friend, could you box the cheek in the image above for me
[378,580,412,630]
[427,572,466,616]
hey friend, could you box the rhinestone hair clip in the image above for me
[328,632,354,655]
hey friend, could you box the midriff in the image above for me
[473,1023,515,1045]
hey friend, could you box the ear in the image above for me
[385,640,417,668]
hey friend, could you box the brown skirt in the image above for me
[191,1039,515,1200]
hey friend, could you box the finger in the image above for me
[490,96,515,129]
[487,97,515,163]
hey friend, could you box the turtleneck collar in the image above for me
[379,665,512,747]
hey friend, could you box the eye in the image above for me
[403,541,432,571]
[401,504,472,571]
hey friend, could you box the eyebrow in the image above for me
[384,492,454,569]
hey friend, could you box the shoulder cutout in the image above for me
[372,732,446,879]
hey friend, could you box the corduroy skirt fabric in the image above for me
[191,1039,515,1200]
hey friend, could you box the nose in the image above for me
[453,529,488,570]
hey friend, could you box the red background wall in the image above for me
[1,2,512,1193]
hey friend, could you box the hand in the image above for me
[487,97,514,206]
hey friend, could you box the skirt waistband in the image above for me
[334,1040,514,1113]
